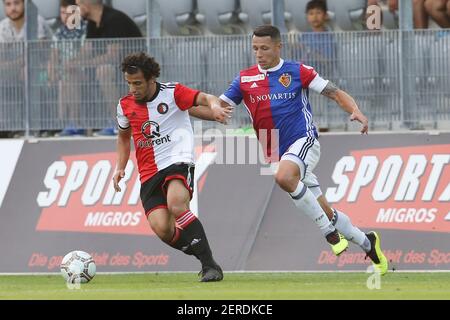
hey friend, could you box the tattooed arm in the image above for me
[321,81,369,134]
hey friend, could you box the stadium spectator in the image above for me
[300,0,337,78]
[0,0,52,41]
[424,0,450,28]
[75,0,143,136]
[49,0,88,137]
[367,0,399,14]
[114,52,233,282]
[413,0,430,28]
[389,0,449,28]
[368,0,450,28]
[367,0,428,29]
[0,0,52,138]
[219,25,388,275]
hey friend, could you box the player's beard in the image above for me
[135,94,150,104]
[8,11,25,21]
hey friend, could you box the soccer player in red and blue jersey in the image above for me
[220,25,388,275]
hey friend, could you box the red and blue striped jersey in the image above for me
[220,59,328,161]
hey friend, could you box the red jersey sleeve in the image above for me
[174,83,201,111]
[300,64,318,88]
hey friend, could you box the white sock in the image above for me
[332,209,371,252]
[290,181,336,236]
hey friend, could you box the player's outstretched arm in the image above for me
[113,127,131,192]
[189,93,234,124]
[321,81,369,134]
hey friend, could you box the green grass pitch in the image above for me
[0,272,449,300]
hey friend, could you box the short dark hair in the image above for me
[121,52,161,81]
[60,0,76,7]
[252,25,281,42]
[306,0,328,13]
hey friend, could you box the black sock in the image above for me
[167,227,194,255]
[175,210,216,267]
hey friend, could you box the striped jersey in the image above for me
[117,82,199,183]
[220,59,328,160]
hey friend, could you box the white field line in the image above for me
[0,270,449,276]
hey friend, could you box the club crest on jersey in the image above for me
[157,103,169,115]
[279,73,292,88]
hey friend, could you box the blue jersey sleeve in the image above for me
[220,75,242,106]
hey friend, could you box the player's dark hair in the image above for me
[121,52,161,81]
[60,0,76,7]
[306,0,328,13]
[253,25,281,42]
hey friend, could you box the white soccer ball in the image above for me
[60,251,96,284]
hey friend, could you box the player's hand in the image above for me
[350,110,369,134]
[212,103,234,125]
[113,169,126,192]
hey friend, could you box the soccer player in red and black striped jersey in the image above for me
[113,52,233,282]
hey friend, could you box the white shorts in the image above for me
[280,137,323,198]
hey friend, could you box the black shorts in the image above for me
[140,163,195,217]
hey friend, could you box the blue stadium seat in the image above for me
[156,0,202,35]
[379,36,398,91]
[335,33,392,125]
[111,0,147,26]
[205,37,252,95]
[33,0,59,19]
[284,0,314,32]
[381,4,398,29]
[240,0,289,29]
[197,0,245,34]
[32,0,60,28]
[425,32,450,123]
[202,37,253,128]
[337,33,382,92]
[328,0,366,30]
[158,38,208,90]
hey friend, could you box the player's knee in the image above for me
[274,171,298,193]
[148,218,172,240]
[167,201,189,218]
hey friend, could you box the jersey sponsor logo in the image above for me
[157,103,169,115]
[250,82,259,89]
[139,121,171,148]
[325,145,450,233]
[35,148,216,235]
[248,92,297,103]
[137,135,171,148]
[279,73,292,88]
[142,121,161,139]
[241,74,265,83]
